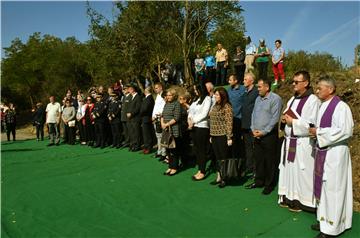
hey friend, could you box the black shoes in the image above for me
[120,143,129,148]
[210,180,221,185]
[47,143,55,147]
[158,156,166,162]
[261,187,273,195]
[315,232,330,238]
[218,181,226,188]
[311,222,320,231]
[288,204,302,212]
[245,183,263,189]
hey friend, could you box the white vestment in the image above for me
[316,99,353,236]
[278,94,320,208]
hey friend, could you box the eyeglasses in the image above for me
[292,80,306,85]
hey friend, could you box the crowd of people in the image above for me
[192,37,285,87]
[3,38,354,238]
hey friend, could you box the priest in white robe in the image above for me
[278,71,321,212]
[309,76,353,238]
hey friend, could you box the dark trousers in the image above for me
[62,122,67,142]
[105,120,112,146]
[194,71,204,84]
[192,127,210,173]
[110,122,121,147]
[211,135,228,163]
[129,120,141,149]
[36,124,44,140]
[205,67,215,84]
[216,61,227,86]
[242,129,255,173]
[232,118,244,159]
[64,124,75,145]
[95,122,105,147]
[122,121,129,145]
[6,123,16,141]
[234,64,245,83]
[253,131,278,189]
[168,137,183,170]
[142,122,154,150]
[78,122,86,142]
[85,123,95,143]
[257,61,268,80]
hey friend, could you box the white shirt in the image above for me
[152,93,166,119]
[188,96,212,128]
[46,102,62,123]
[132,92,138,100]
[77,104,86,120]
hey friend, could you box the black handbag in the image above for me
[155,120,162,133]
[160,127,176,149]
[218,146,242,181]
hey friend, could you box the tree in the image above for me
[175,0,244,84]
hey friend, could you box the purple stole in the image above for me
[314,96,341,201]
[282,95,310,165]
[287,95,310,162]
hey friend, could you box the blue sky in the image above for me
[1,0,359,66]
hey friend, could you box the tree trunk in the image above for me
[182,0,193,85]
[157,55,163,83]
[29,94,35,108]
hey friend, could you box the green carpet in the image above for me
[1,139,359,238]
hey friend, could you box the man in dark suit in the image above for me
[92,93,108,148]
[120,85,131,148]
[126,83,143,151]
[140,87,155,154]
[108,93,122,148]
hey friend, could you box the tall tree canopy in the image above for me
[1,1,347,110]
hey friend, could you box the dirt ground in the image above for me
[1,125,35,141]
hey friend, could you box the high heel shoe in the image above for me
[192,174,205,181]
[163,169,171,175]
[168,170,177,176]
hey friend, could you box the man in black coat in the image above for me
[120,85,131,148]
[108,93,122,148]
[126,83,143,152]
[92,94,108,148]
[140,87,155,154]
[33,102,46,141]
[241,72,259,176]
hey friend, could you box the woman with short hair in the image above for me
[161,88,182,176]
[61,99,76,145]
